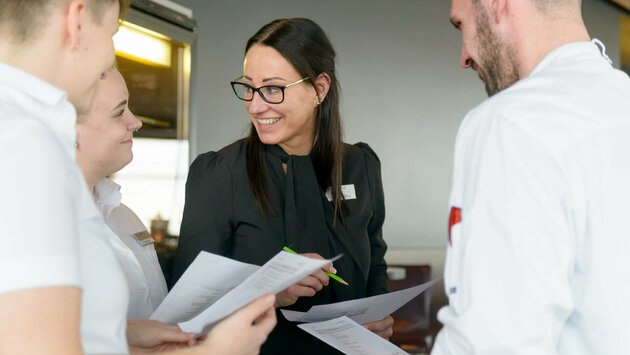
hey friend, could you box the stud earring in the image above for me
[316,98,322,105]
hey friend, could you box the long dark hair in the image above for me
[244,18,345,223]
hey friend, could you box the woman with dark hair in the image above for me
[172,18,392,354]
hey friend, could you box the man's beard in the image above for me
[473,6,520,96]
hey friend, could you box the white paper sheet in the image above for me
[298,316,409,355]
[178,251,342,334]
[150,251,260,324]
[282,278,441,324]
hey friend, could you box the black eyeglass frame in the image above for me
[230,75,310,104]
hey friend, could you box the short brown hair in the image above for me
[86,0,130,23]
[471,0,582,12]
[0,0,130,44]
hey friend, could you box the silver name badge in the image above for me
[133,231,155,246]
[325,184,356,202]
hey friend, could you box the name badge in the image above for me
[133,231,155,246]
[325,184,356,202]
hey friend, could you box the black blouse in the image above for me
[172,139,388,354]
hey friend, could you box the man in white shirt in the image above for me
[0,1,276,354]
[0,2,130,353]
[433,0,630,354]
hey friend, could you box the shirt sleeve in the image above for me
[0,122,80,294]
[171,152,234,286]
[356,143,389,296]
[433,115,574,354]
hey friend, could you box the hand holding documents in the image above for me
[283,246,348,285]
[298,316,409,355]
[151,250,342,334]
[285,278,439,354]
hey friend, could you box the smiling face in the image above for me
[450,0,520,96]
[242,44,321,156]
[76,69,142,185]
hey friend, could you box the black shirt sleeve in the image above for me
[171,151,234,285]
[355,143,389,296]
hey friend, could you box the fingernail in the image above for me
[331,267,337,274]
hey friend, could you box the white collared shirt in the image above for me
[433,40,630,354]
[94,178,168,319]
[0,62,129,354]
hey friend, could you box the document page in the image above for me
[282,278,441,324]
[179,251,341,334]
[298,316,408,355]
[150,251,260,324]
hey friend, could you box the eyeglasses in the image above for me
[230,76,310,104]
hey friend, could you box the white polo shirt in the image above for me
[94,178,168,319]
[433,40,630,354]
[0,63,129,354]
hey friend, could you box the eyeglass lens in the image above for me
[233,83,284,104]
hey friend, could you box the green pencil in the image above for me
[283,246,349,286]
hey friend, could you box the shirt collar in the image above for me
[0,62,69,108]
[530,39,607,77]
[0,62,77,156]
[264,143,316,162]
[93,178,122,221]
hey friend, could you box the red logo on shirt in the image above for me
[448,207,461,246]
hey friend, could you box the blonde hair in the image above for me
[0,0,130,44]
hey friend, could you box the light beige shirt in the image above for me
[94,178,168,319]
